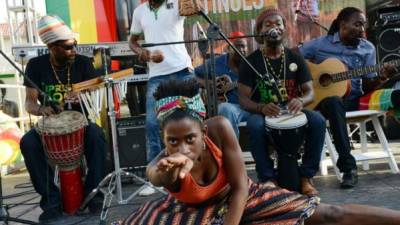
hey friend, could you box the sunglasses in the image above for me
[57,42,78,50]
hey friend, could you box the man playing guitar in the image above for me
[195,31,250,137]
[300,7,399,189]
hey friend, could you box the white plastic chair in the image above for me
[320,110,399,180]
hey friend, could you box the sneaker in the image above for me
[340,169,358,189]
[38,207,62,223]
[138,186,156,196]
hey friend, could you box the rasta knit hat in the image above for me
[255,7,286,33]
[254,7,286,43]
[37,15,76,44]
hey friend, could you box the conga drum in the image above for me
[265,112,307,192]
[36,111,87,214]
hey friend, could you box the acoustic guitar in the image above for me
[306,58,400,109]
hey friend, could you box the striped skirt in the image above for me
[359,89,400,118]
[119,180,320,225]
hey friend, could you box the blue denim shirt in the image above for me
[195,54,239,104]
[299,32,377,100]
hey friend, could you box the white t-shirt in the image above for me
[130,0,193,78]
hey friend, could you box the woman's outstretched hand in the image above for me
[156,153,194,179]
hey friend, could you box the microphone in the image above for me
[196,21,207,40]
[196,21,208,54]
[293,0,302,23]
[264,28,280,39]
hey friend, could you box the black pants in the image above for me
[318,96,357,173]
[20,122,107,211]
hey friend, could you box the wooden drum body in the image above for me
[265,112,308,192]
[36,111,87,214]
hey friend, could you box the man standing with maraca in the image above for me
[129,0,198,196]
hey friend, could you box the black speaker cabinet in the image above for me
[368,6,400,64]
[376,26,400,64]
[116,115,147,168]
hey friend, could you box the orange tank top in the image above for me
[168,136,229,204]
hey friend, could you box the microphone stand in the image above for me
[141,34,272,47]
[200,18,219,117]
[196,27,214,115]
[295,10,328,32]
[0,50,60,113]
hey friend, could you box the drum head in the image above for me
[36,111,86,135]
[265,112,307,130]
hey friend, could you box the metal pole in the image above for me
[6,0,16,44]
[205,25,219,117]
[105,78,123,203]
[25,0,34,44]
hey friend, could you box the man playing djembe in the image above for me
[238,8,325,196]
[20,15,106,222]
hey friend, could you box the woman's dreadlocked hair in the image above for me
[327,7,363,36]
[153,78,199,101]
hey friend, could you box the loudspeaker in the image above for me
[376,26,400,64]
[126,56,147,116]
[126,83,147,116]
[116,115,147,168]
[372,6,400,64]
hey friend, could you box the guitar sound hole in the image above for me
[319,73,333,87]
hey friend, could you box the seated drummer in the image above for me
[20,15,106,222]
[237,8,325,196]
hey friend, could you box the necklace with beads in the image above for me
[50,62,72,92]
[261,48,288,102]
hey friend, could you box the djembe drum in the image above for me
[36,110,87,214]
[265,112,308,192]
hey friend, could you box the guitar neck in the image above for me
[331,59,400,82]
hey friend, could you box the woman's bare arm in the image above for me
[146,151,193,191]
[207,117,249,225]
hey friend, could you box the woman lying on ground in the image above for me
[121,78,400,225]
